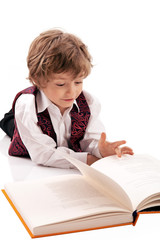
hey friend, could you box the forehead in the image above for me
[50,72,83,81]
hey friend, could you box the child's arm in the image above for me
[80,91,133,164]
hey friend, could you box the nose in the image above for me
[66,84,75,96]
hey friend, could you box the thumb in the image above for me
[99,132,106,144]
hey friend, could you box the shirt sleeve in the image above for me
[15,94,88,169]
[80,91,106,158]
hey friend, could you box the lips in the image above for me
[63,99,74,102]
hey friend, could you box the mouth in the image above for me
[62,99,74,102]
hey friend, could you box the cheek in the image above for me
[77,85,83,95]
[49,89,61,101]
[42,87,59,102]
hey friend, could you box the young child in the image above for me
[0,29,133,168]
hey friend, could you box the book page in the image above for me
[92,154,160,210]
[62,152,133,211]
[4,174,128,231]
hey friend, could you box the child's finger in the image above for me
[112,140,126,148]
[121,148,134,155]
[122,151,134,155]
[99,132,106,144]
[115,147,122,157]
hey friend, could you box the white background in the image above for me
[0,0,160,239]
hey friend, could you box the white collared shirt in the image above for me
[15,89,105,168]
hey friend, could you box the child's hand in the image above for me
[98,132,134,158]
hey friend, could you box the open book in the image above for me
[2,154,160,238]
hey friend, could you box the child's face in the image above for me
[42,72,84,115]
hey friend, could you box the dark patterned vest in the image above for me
[8,86,91,157]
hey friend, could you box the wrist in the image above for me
[87,154,100,166]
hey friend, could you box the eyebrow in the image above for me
[54,78,66,81]
[53,76,84,81]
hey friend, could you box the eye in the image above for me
[75,81,83,85]
[56,83,65,87]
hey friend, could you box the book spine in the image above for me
[132,210,139,226]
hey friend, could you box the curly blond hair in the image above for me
[27,29,92,88]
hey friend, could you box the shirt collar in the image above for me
[36,90,80,113]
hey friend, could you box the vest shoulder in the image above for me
[20,86,38,94]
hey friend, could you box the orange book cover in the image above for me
[2,189,133,238]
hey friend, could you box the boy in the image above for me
[0,29,133,168]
